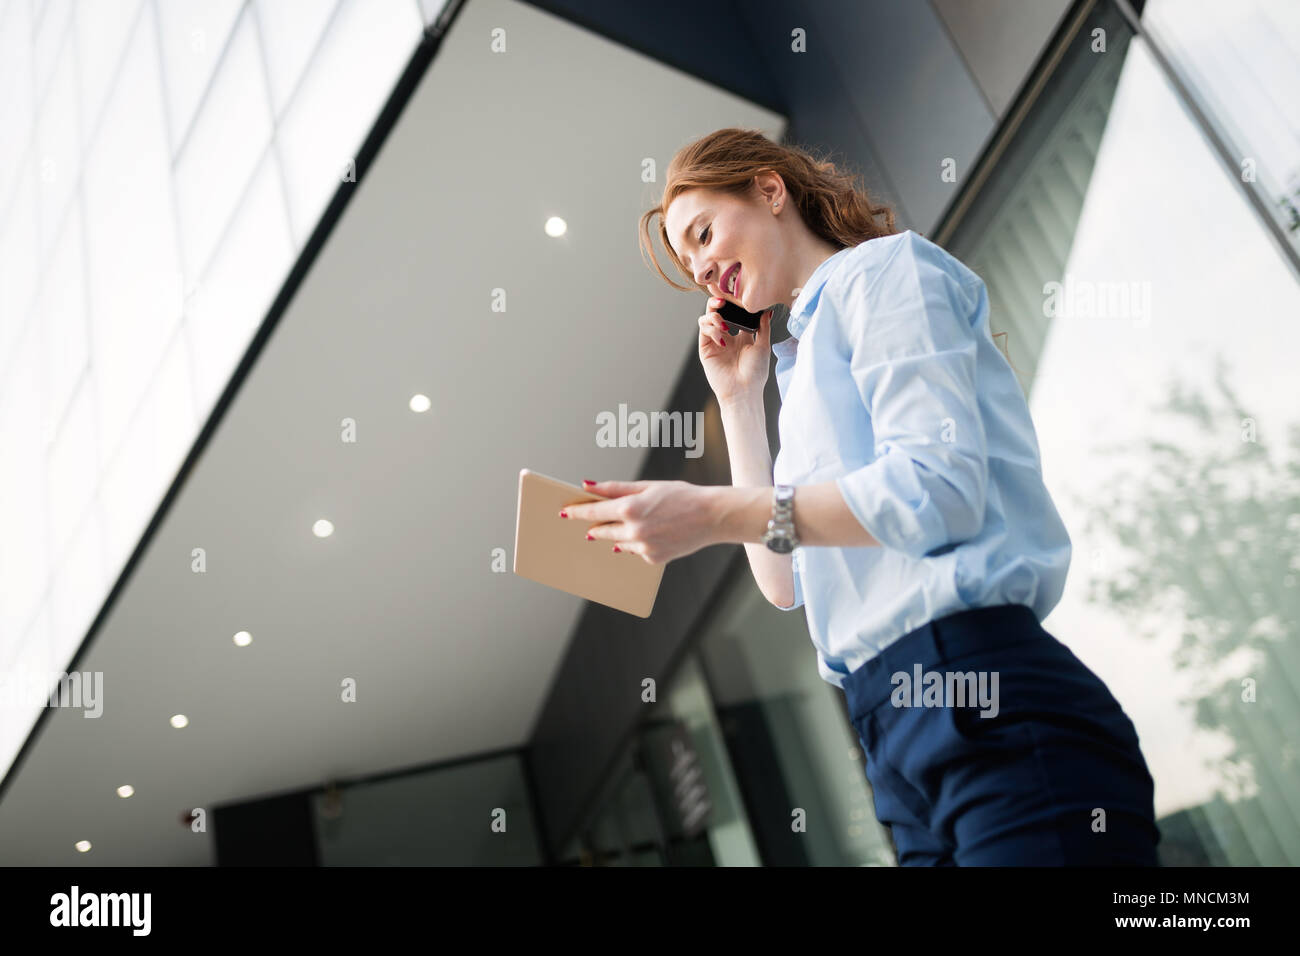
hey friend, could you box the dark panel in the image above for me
[520,0,785,115]
[214,791,319,866]
[714,700,811,865]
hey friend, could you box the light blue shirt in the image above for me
[771,229,1071,688]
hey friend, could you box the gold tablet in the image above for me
[513,468,664,618]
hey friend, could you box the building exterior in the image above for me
[1,0,1296,866]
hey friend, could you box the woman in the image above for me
[559,128,1160,866]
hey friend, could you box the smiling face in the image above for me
[664,174,788,312]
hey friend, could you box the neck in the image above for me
[786,234,847,310]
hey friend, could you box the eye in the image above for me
[699,225,710,244]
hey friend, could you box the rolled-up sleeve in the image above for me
[832,234,989,560]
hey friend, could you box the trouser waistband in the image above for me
[841,603,1041,717]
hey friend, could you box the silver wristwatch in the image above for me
[761,484,799,553]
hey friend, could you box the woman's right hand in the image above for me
[698,298,773,406]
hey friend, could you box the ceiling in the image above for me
[0,0,783,865]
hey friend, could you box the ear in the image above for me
[754,170,784,207]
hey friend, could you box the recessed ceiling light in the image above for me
[233,631,252,647]
[75,840,91,853]
[117,785,134,798]
[409,394,431,413]
[313,519,334,538]
[170,714,189,729]
[545,216,567,237]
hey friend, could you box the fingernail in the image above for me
[612,546,621,553]
[559,511,567,518]
[582,479,595,486]
[586,534,594,540]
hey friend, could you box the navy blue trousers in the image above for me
[841,604,1161,866]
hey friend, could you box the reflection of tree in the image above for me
[1277,171,1300,233]
[1077,359,1300,863]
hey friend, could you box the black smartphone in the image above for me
[717,298,773,335]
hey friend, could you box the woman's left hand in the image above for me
[561,479,722,565]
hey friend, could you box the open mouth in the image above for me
[723,263,741,298]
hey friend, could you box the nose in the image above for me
[694,261,716,290]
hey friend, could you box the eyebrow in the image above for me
[675,211,708,269]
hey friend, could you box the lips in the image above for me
[721,263,741,298]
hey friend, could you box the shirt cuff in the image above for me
[834,463,957,560]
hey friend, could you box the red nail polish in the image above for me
[613,546,621,553]
[582,479,595,486]
[559,511,567,518]
[586,534,594,540]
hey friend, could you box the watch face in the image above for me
[766,536,794,554]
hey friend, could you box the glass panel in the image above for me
[311,754,543,865]
[576,746,635,866]
[47,504,106,675]
[72,0,144,150]
[173,4,274,286]
[96,327,195,585]
[251,0,340,119]
[81,1,183,467]
[184,150,295,424]
[275,0,422,242]
[31,0,69,108]
[34,32,79,262]
[694,569,895,866]
[615,768,668,865]
[153,0,243,157]
[45,375,96,571]
[657,654,762,866]
[0,321,50,651]
[0,154,40,378]
[577,658,764,868]
[583,759,669,867]
[0,0,36,198]
[947,4,1300,866]
[38,200,87,456]
[1143,0,1300,261]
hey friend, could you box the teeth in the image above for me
[727,267,738,294]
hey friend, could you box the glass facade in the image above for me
[0,0,433,780]
[946,0,1300,865]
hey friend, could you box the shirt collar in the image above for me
[784,246,855,339]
